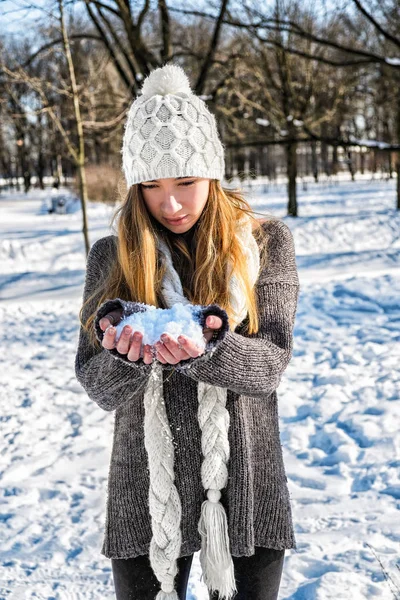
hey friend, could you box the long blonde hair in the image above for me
[80,179,270,348]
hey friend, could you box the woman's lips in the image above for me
[164,215,188,225]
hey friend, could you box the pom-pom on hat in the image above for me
[141,64,192,97]
[121,64,225,187]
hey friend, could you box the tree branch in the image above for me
[158,0,172,63]
[84,0,134,92]
[167,7,400,69]
[351,0,400,49]
[194,0,229,95]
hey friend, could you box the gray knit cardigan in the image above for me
[74,218,300,558]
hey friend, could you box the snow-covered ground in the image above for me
[1,176,399,599]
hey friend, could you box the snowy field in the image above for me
[1,176,399,599]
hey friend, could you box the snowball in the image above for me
[114,302,206,349]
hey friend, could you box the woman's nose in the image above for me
[161,194,182,213]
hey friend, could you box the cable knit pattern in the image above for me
[122,64,225,187]
[143,360,182,597]
[74,218,300,565]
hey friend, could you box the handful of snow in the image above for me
[114,302,206,350]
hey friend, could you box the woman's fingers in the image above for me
[154,342,177,364]
[205,315,223,329]
[102,325,117,350]
[99,309,123,331]
[127,331,144,362]
[155,333,203,363]
[102,325,148,361]
[177,335,205,358]
[115,326,133,355]
[202,314,223,343]
[142,344,154,364]
[102,322,212,365]
[155,320,223,363]
[102,325,150,364]
[154,344,168,363]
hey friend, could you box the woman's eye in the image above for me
[141,180,195,189]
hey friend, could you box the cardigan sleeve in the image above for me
[74,236,152,412]
[174,219,300,397]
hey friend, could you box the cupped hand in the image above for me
[98,309,154,364]
[98,310,223,366]
[154,314,223,365]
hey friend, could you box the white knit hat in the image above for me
[121,64,225,187]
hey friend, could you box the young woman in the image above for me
[75,64,300,600]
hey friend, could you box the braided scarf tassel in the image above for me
[197,382,237,599]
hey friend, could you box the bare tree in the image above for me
[0,1,125,254]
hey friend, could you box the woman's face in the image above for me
[140,176,210,233]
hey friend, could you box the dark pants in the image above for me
[111,546,285,600]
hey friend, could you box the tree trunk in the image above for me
[388,152,393,178]
[332,144,339,175]
[56,154,63,184]
[78,162,90,251]
[286,141,297,216]
[37,148,45,189]
[311,141,318,182]
[16,140,31,193]
[347,149,355,181]
[321,141,329,176]
[236,152,246,180]
[23,169,31,193]
[59,0,90,255]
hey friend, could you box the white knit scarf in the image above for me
[143,214,260,600]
